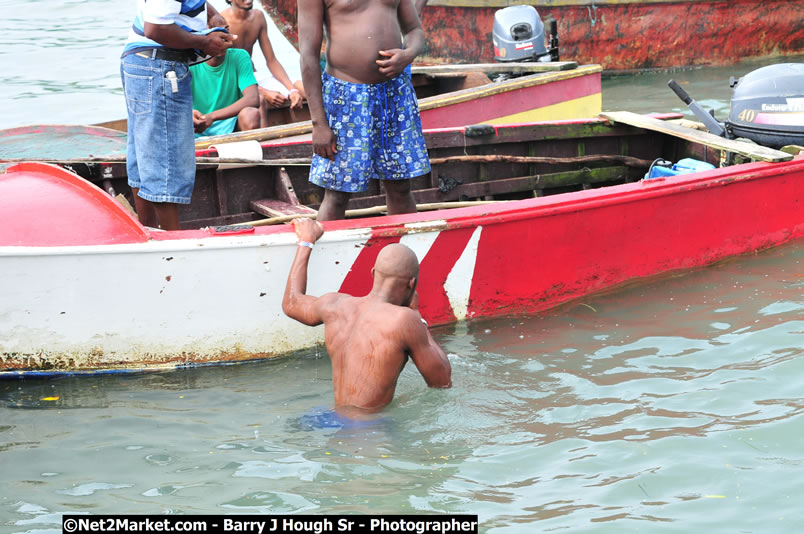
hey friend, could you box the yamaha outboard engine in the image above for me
[493,5,559,63]
[727,63,804,149]
[669,63,804,149]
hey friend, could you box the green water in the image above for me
[2,243,802,532]
[1,0,803,530]
[602,53,804,118]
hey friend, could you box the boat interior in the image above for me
[68,113,795,231]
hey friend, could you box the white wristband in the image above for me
[421,318,428,327]
[289,89,300,95]
[298,241,314,249]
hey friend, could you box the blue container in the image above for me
[645,158,716,179]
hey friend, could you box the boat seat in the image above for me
[249,165,317,219]
[250,199,316,218]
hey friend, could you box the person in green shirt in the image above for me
[190,47,259,137]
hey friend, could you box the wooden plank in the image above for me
[195,121,313,150]
[214,169,229,216]
[601,111,793,163]
[250,199,317,218]
[345,165,631,209]
[412,62,578,75]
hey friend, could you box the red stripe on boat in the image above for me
[417,227,477,325]
[338,230,403,297]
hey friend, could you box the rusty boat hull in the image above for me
[264,0,804,72]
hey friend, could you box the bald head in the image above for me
[374,243,420,281]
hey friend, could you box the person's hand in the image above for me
[288,90,303,109]
[259,89,287,108]
[376,49,410,78]
[202,31,234,57]
[292,80,306,98]
[312,125,337,161]
[192,109,213,134]
[292,218,324,244]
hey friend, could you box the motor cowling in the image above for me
[493,5,549,62]
[727,63,804,149]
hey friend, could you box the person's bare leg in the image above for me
[237,107,261,132]
[383,179,417,215]
[317,189,351,221]
[152,202,181,231]
[259,94,270,128]
[131,187,158,227]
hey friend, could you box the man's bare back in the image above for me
[283,219,451,412]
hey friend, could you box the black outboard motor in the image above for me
[669,63,804,149]
[727,63,804,149]
[493,5,559,63]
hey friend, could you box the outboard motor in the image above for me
[668,63,804,149]
[493,5,559,63]
[727,63,804,149]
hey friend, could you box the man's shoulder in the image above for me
[250,8,268,25]
[375,302,420,328]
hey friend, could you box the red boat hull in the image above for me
[264,0,804,72]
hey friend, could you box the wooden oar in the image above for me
[237,200,506,227]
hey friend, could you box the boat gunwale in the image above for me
[3,155,801,254]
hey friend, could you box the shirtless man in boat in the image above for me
[221,0,305,127]
[282,219,452,415]
[298,0,430,221]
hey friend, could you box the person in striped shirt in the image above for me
[120,0,233,230]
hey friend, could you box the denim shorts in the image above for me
[121,52,196,204]
[309,71,430,193]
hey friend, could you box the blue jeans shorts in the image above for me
[309,71,431,193]
[294,407,389,431]
[121,52,196,204]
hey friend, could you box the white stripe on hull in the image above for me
[1,227,417,372]
[444,226,483,321]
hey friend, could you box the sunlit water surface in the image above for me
[2,242,802,532]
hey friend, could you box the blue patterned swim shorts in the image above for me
[309,71,431,193]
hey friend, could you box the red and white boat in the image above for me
[1,113,802,377]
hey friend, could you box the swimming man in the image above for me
[298,0,430,221]
[282,219,452,413]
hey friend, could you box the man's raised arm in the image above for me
[282,219,327,326]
